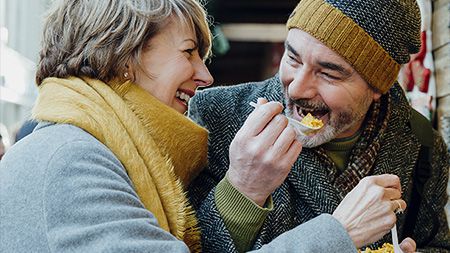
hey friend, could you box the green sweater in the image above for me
[215,174,273,253]
[322,131,361,172]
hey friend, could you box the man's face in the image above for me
[279,29,381,148]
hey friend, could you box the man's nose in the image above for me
[288,69,317,99]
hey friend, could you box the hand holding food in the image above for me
[332,174,406,248]
[227,98,302,206]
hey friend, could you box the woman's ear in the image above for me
[123,62,135,82]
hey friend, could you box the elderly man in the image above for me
[189,0,450,252]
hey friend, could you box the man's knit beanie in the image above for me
[287,0,422,94]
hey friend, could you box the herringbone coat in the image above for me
[188,76,450,252]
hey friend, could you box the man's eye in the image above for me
[321,72,339,80]
[287,55,301,65]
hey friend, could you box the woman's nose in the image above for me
[193,58,214,87]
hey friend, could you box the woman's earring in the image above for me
[124,72,130,79]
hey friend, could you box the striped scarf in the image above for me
[317,95,391,196]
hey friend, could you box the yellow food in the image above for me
[300,113,323,128]
[360,243,394,253]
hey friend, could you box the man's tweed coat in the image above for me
[188,76,450,252]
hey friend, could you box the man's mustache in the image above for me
[288,99,330,111]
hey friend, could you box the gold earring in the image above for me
[124,72,129,79]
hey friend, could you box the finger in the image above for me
[400,237,416,253]
[371,174,401,190]
[284,139,302,166]
[390,199,407,213]
[257,114,289,146]
[384,187,402,200]
[243,102,283,136]
[270,123,297,154]
[273,127,302,161]
[257,97,268,105]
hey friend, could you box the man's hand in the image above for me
[332,174,406,248]
[400,237,417,253]
[227,98,302,206]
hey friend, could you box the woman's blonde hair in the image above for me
[36,0,211,85]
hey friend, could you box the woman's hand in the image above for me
[227,98,302,206]
[332,174,406,248]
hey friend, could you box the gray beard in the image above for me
[285,106,361,148]
[296,125,339,148]
[283,87,373,148]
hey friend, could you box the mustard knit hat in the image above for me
[287,0,422,94]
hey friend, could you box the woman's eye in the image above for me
[184,48,195,56]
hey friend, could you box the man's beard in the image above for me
[284,94,372,148]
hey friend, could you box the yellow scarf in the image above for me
[32,76,208,251]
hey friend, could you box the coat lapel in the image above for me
[263,77,342,215]
[288,149,342,216]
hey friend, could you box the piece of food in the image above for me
[300,113,324,128]
[360,243,394,253]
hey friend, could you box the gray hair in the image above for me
[36,0,212,85]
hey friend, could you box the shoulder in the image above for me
[0,123,143,252]
[431,129,450,167]
[8,122,117,158]
[1,122,126,186]
[1,122,192,252]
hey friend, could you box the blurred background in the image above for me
[0,0,449,157]
[0,0,50,150]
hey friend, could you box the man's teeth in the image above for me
[176,91,191,104]
[299,109,312,117]
[301,109,311,117]
[299,108,327,118]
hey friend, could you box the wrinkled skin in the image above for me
[332,174,408,248]
[228,98,302,206]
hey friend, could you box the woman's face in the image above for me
[132,19,213,114]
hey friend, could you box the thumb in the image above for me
[399,237,416,253]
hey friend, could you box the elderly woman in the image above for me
[0,0,212,252]
[0,0,417,253]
